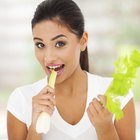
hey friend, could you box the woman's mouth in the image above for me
[46,64,65,76]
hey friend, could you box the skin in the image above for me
[7,20,136,140]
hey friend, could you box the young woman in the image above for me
[7,0,136,140]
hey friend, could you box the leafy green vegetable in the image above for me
[105,50,140,120]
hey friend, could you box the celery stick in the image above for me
[49,70,57,88]
[36,70,57,133]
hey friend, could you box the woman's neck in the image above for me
[55,66,87,97]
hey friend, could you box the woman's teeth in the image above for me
[48,65,60,69]
[47,64,64,71]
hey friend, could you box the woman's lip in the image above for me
[46,64,64,67]
[46,65,65,76]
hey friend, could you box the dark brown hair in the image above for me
[32,0,89,71]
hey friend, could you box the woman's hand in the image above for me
[87,95,113,132]
[31,85,56,127]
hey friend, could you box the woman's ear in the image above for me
[80,32,88,51]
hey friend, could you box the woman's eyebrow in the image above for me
[33,34,67,41]
[51,34,67,40]
[33,37,43,41]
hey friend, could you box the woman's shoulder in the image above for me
[86,72,112,97]
[87,72,112,87]
[7,77,48,124]
[10,76,48,99]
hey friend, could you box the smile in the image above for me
[46,64,65,76]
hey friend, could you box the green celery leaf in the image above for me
[105,50,140,120]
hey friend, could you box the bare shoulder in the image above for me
[7,111,28,140]
[115,99,136,140]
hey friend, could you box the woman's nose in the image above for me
[44,47,56,62]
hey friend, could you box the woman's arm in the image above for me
[115,98,136,140]
[26,124,41,140]
[7,111,41,140]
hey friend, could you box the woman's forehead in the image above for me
[32,20,78,41]
[33,20,69,34]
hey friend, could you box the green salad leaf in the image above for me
[105,50,140,120]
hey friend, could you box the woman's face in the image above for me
[32,20,87,84]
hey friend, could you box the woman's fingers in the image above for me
[88,102,98,116]
[38,99,55,110]
[37,104,55,115]
[87,95,107,117]
[39,94,56,104]
[32,96,55,116]
[92,98,104,114]
[97,95,107,107]
[39,85,55,95]
[87,106,95,125]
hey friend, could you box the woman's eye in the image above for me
[35,42,45,49]
[55,41,65,48]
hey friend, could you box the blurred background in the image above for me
[0,0,140,139]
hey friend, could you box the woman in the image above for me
[7,0,136,140]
